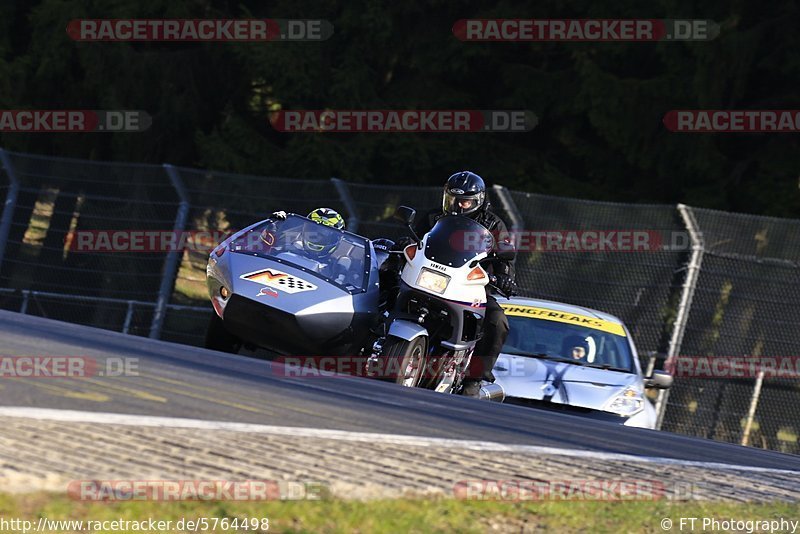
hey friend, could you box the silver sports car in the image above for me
[489,297,672,428]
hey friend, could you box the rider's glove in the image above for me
[271,210,287,220]
[492,273,518,296]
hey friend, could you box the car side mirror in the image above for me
[394,205,416,226]
[644,370,673,390]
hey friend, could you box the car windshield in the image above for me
[423,215,494,268]
[501,308,634,372]
[228,214,369,293]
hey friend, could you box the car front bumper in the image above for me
[503,396,655,428]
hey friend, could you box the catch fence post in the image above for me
[741,370,765,446]
[492,185,523,271]
[655,204,705,429]
[123,300,135,335]
[150,164,190,339]
[0,149,21,273]
[331,177,360,233]
[491,184,523,233]
[19,290,29,314]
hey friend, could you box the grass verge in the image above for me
[0,493,797,533]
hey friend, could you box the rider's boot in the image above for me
[460,379,481,398]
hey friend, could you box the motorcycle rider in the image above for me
[269,208,352,282]
[412,171,517,397]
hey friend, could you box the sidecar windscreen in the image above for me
[229,214,370,292]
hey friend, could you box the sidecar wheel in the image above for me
[204,313,243,354]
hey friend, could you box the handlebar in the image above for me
[488,275,514,300]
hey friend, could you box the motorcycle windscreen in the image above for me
[423,215,494,268]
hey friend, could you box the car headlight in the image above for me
[606,387,644,417]
[416,268,450,294]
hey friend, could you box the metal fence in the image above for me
[658,207,800,453]
[507,191,687,355]
[0,148,797,454]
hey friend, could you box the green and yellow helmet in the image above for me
[304,208,345,258]
[308,207,346,230]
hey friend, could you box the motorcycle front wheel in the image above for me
[381,335,426,387]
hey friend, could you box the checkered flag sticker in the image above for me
[241,268,318,294]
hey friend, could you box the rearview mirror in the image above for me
[644,370,673,390]
[394,205,416,226]
[494,234,515,261]
[495,249,515,261]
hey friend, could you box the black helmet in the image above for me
[562,335,591,361]
[442,171,486,217]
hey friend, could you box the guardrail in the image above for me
[0,287,208,335]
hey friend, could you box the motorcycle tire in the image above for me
[381,335,426,387]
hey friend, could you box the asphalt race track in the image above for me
[2,309,799,471]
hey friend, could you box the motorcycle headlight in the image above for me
[416,268,450,294]
[606,387,644,417]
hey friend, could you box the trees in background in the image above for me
[1,0,798,216]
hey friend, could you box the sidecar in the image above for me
[205,214,382,356]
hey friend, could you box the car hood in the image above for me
[493,353,640,410]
